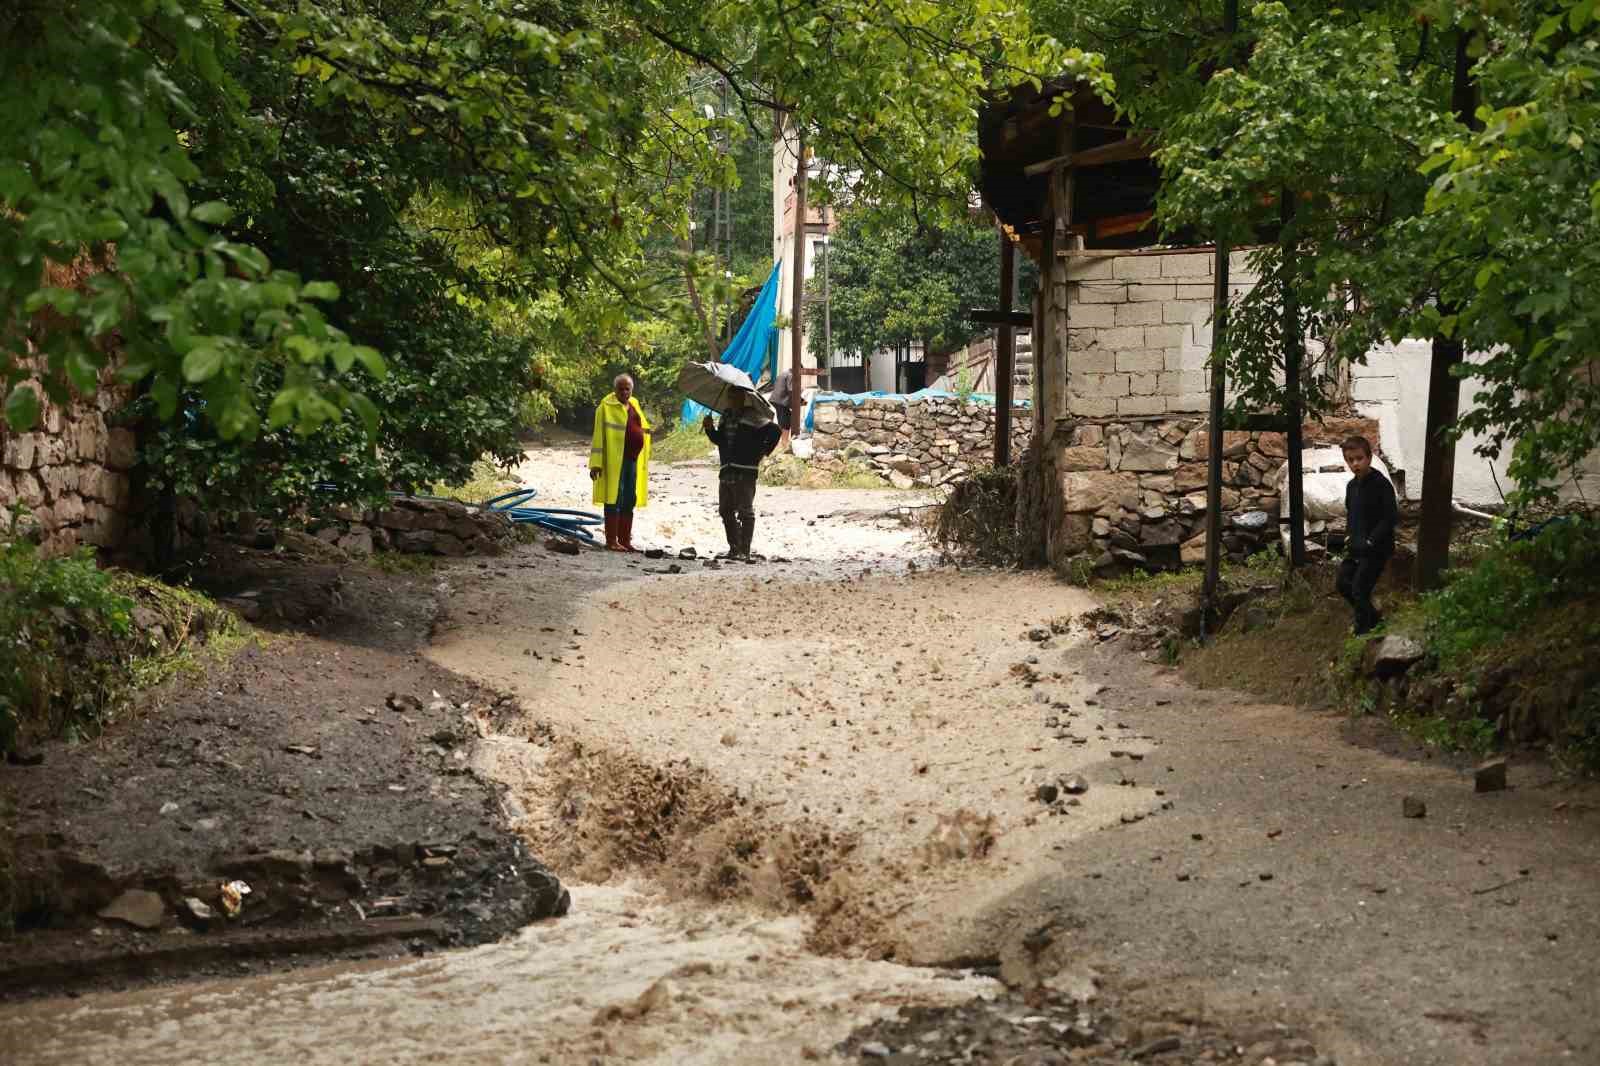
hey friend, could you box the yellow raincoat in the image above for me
[590,394,652,508]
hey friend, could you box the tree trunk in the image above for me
[1414,29,1477,591]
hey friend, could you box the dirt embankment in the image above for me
[0,545,569,998]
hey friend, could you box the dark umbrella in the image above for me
[676,361,777,421]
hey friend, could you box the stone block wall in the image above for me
[811,397,1032,486]
[1062,248,1259,419]
[0,368,137,556]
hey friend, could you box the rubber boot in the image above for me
[720,514,741,559]
[739,515,756,561]
[619,512,639,552]
[604,513,624,551]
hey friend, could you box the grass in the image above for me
[1167,512,1600,775]
[115,573,255,696]
[759,453,888,489]
[429,457,520,505]
[371,550,440,574]
[652,422,716,464]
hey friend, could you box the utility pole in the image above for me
[822,237,831,391]
[789,119,808,437]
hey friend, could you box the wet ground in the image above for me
[3,441,1599,1064]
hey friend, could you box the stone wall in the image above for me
[810,397,1032,487]
[0,367,137,556]
[306,497,516,557]
[1048,415,1380,572]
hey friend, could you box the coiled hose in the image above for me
[316,484,604,545]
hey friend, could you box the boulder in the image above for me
[98,888,166,930]
[1365,634,1425,678]
[1060,471,1140,514]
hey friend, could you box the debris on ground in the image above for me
[836,991,1334,1066]
[1475,758,1508,793]
[1402,796,1427,819]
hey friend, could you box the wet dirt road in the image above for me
[4,442,1599,1065]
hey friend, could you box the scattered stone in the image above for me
[720,730,739,746]
[181,897,215,926]
[1036,782,1060,805]
[1402,796,1427,819]
[1060,774,1089,795]
[1258,872,1275,882]
[678,547,698,560]
[544,536,581,556]
[98,888,165,930]
[1131,1035,1182,1059]
[1027,627,1050,642]
[860,1043,891,1059]
[644,548,666,559]
[1365,634,1426,678]
[1475,758,1508,793]
[386,692,423,714]
[159,801,180,815]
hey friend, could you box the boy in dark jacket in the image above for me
[1338,435,1399,634]
[704,409,783,560]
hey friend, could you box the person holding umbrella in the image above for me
[704,405,782,560]
[676,360,782,560]
[590,373,654,551]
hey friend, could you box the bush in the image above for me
[0,520,133,755]
[1418,513,1600,670]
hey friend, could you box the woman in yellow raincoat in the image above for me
[589,373,654,551]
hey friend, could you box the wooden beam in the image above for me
[969,309,1033,328]
[995,232,1017,467]
[1022,133,1155,177]
[1094,210,1156,239]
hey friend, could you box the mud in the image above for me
[5,440,1600,1065]
[0,551,567,998]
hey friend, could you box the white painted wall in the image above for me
[1353,342,1600,506]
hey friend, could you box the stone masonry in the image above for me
[1048,414,1380,571]
[0,364,137,556]
[811,397,1033,487]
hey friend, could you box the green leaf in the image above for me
[349,392,381,437]
[352,345,387,380]
[182,345,224,383]
[300,280,341,302]
[4,384,40,431]
[190,201,235,225]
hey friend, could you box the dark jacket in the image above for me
[705,416,782,472]
[1345,469,1399,558]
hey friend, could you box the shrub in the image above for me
[0,517,133,755]
[1418,512,1600,670]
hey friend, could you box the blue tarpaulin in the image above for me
[680,262,783,426]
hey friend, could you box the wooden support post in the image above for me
[789,122,808,437]
[994,230,1017,466]
[1202,0,1240,617]
[1044,119,1075,428]
[1282,189,1307,569]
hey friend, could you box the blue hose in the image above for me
[480,488,603,544]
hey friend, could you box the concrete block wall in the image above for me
[1062,249,1259,419]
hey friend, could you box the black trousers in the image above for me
[1337,553,1388,633]
[717,469,758,556]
